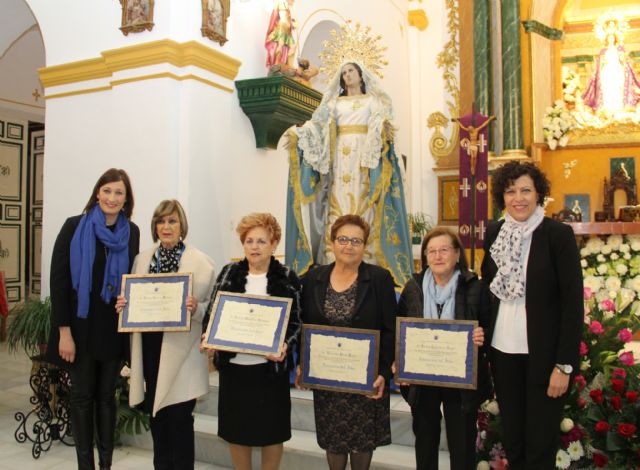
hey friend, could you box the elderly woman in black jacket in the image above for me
[201,212,301,470]
[397,227,491,470]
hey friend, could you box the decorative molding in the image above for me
[45,72,234,101]
[426,0,460,163]
[4,205,21,221]
[408,9,428,31]
[522,20,563,40]
[7,123,23,140]
[567,122,640,146]
[39,40,241,88]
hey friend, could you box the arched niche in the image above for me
[299,20,340,93]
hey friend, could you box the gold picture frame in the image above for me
[201,0,230,46]
[119,0,155,36]
[438,175,459,225]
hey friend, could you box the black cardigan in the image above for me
[202,257,302,374]
[47,214,140,368]
[397,269,493,411]
[300,262,397,382]
[481,217,583,384]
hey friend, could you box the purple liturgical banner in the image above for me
[457,112,490,249]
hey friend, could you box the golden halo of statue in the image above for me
[319,20,388,82]
[594,11,630,44]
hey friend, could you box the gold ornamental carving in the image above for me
[426,0,460,163]
[567,122,640,145]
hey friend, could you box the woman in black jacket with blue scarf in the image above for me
[397,227,491,470]
[48,168,140,470]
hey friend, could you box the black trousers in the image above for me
[142,331,196,470]
[68,354,121,470]
[150,400,197,470]
[411,386,476,470]
[491,348,567,470]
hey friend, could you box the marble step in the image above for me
[124,413,451,470]
[195,374,447,450]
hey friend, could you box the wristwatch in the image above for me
[555,364,573,375]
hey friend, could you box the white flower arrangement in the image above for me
[561,66,582,104]
[582,234,640,303]
[542,100,575,150]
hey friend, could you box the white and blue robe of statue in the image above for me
[285,61,413,287]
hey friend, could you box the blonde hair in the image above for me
[236,212,281,244]
[151,199,188,242]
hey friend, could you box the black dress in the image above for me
[313,283,391,453]
[204,258,302,447]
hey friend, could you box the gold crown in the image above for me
[594,11,629,43]
[319,21,388,82]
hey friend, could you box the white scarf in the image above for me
[489,205,544,301]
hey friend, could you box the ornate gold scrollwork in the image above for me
[426,0,460,163]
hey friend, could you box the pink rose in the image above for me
[600,299,615,312]
[612,368,627,378]
[619,351,635,366]
[618,328,633,343]
[589,321,605,335]
[490,458,508,470]
[574,374,587,391]
[580,341,588,355]
[584,287,593,299]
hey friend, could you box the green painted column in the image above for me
[501,0,524,153]
[473,0,493,149]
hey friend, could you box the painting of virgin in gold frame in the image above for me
[119,0,155,36]
[201,0,230,46]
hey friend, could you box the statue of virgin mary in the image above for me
[284,23,413,286]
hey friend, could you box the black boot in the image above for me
[95,393,116,469]
[69,398,95,470]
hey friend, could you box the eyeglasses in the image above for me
[336,236,365,247]
[426,246,454,257]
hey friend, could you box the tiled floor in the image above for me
[0,343,227,470]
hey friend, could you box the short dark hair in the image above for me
[339,62,366,96]
[491,161,550,211]
[420,226,468,273]
[83,168,134,218]
[151,199,188,242]
[330,214,371,244]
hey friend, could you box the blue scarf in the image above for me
[422,268,460,320]
[70,206,131,318]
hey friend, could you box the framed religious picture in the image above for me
[299,324,380,395]
[201,0,230,46]
[610,157,636,181]
[564,194,590,222]
[118,273,192,332]
[203,291,292,356]
[395,317,478,389]
[438,175,459,225]
[119,0,155,36]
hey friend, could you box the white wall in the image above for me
[0,25,45,121]
[24,0,446,296]
[407,1,449,221]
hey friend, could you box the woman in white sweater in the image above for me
[117,199,215,470]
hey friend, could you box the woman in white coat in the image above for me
[117,199,215,470]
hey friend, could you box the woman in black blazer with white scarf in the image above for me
[481,161,583,470]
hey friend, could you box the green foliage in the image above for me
[7,297,51,356]
[408,212,434,244]
[114,367,149,442]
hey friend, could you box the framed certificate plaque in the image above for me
[395,318,478,389]
[119,272,192,332]
[299,324,380,395]
[203,291,292,356]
